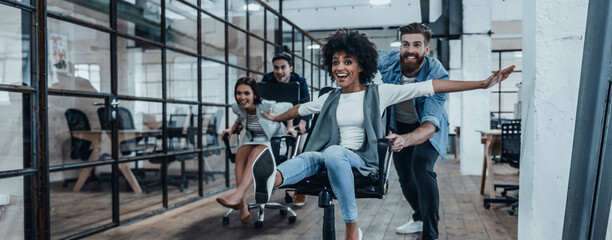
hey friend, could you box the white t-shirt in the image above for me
[395,76,420,124]
[298,81,435,149]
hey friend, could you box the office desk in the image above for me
[70,130,161,193]
[478,129,502,198]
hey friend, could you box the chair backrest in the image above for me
[257,81,300,105]
[500,120,521,168]
[65,108,93,161]
[97,107,136,130]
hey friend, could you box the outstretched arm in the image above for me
[261,104,301,122]
[432,65,515,94]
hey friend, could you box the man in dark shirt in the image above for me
[261,53,310,134]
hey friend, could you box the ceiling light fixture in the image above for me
[390,41,401,47]
[242,3,261,11]
[369,0,391,5]
[307,44,321,50]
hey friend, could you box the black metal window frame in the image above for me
[490,49,522,124]
[0,0,325,239]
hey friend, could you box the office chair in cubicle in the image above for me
[483,120,521,215]
[275,87,393,239]
[63,108,97,188]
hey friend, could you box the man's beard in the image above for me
[400,52,425,75]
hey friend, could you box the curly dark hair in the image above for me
[321,29,378,85]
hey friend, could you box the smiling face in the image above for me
[273,59,293,83]
[399,33,430,77]
[332,51,364,92]
[235,84,256,110]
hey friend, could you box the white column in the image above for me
[446,39,462,130]
[459,0,491,175]
[519,0,588,239]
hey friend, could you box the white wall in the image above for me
[459,0,491,175]
[519,0,589,239]
[492,0,523,21]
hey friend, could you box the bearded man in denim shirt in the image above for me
[377,23,449,240]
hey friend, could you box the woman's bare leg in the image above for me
[345,222,359,240]
[218,145,254,205]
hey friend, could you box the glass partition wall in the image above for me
[0,0,324,239]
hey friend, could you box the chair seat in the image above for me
[282,168,382,199]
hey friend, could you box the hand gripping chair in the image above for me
[220,127,298,228]
[483,120,521,215]
[277,87,392,240]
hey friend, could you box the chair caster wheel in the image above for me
[255,221,263,229]
[483,202,491,209]
[280,209,288,216]
[222,216,229,225]
[508,209,516,215]
[288,216,297,224]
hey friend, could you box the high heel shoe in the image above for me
[216,198,241,210]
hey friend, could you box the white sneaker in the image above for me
[395,219,423,234]
[358,228,363,240]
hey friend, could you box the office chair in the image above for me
[220,82,302,228]
[63,108,98,187]
[277,87,392,239]
[483,120,521,215]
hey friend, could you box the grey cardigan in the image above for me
[303,85,385,177]
[232,100,293,151]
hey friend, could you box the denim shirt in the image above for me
[377,50,449,161]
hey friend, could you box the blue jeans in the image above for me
[277,145,366,223]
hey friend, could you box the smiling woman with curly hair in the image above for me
[321,29,378,85]
[248,29,514,240]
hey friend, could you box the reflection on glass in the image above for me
[167,51,197,101]
[305,39,313,63]
[266,10,279,41]
[117,0,162,43]
[48,18,111,93]
[266,43,279,72]
[228,0,246,30]
[294,31,304,58]
[120,100,163,218]
[118,37,162,98]
[201,14,225,61]
[295,56,303,77]
[0,91,25,171]
[0,5,31,87]
[201,105,229,195]
[166,0,198,53]
[304,62,312,90]
[50,171,112,239]
[248,0,264,37]
[48,95,110,168]
[201,0,224,20]
[47,0,110,27]
[0,177,25,239]
[167,104,199,205]
[249,36,265,74]
[282,22,293,53]
[228,27,247,67]
[202,60,225,103]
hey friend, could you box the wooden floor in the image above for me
[86,155,518,240]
